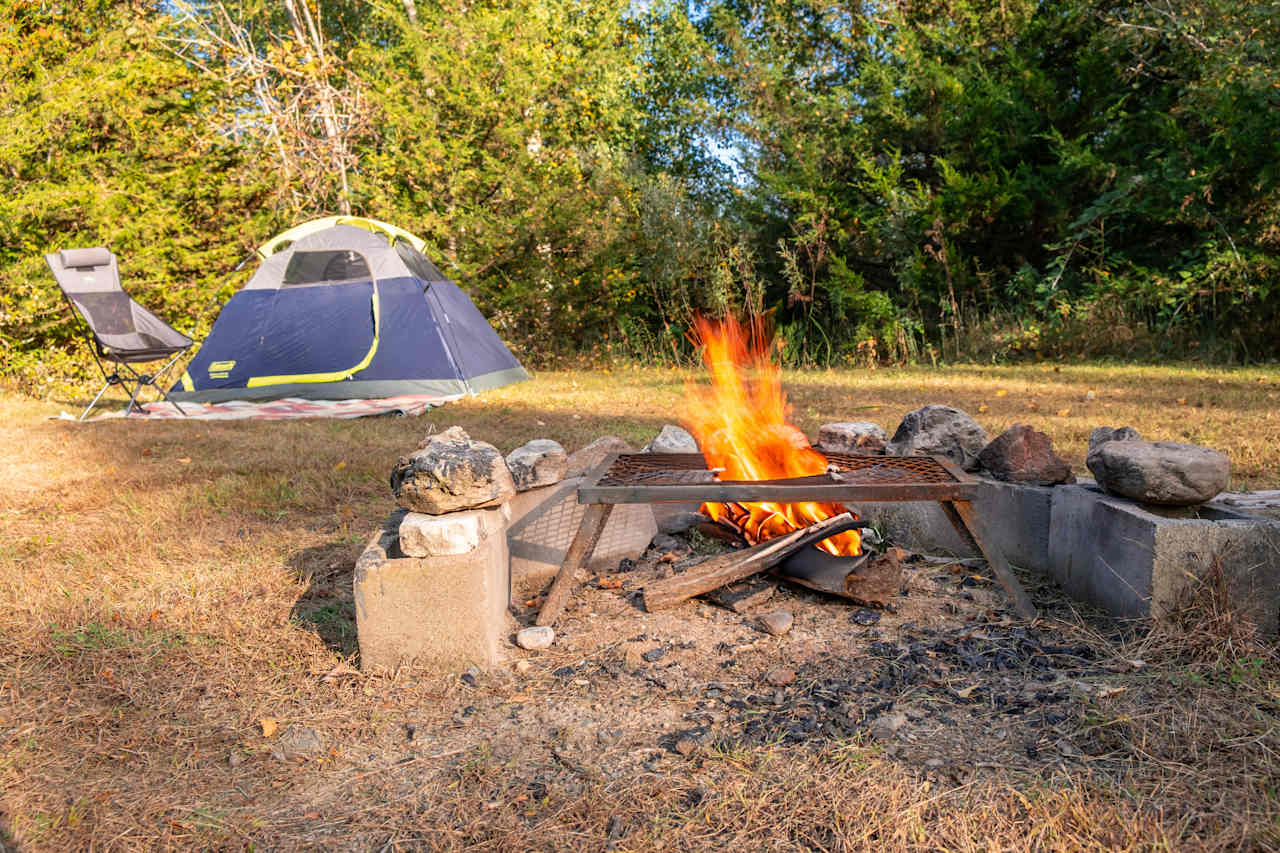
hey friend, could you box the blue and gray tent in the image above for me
[171,217,528,403]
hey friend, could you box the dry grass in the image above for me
[1,363,1278,850]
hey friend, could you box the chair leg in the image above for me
[122,379,145,419]
[79,381,114,421]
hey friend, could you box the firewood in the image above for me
[643,513,862,611]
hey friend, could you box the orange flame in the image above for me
[681,315,861,557]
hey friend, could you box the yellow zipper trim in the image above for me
[246,283,380,388]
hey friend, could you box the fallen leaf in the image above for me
[177,457,192,464]
[1095,685,1126,698]
[1056,408,1070,417]
[1177,397,1187,405]
[996,389,1008,397]
[334,460,347,470]
[659,552,680,564]
[952,684,979,699]
[260,717,278,738]
[977,404,989,413]
[597,576,624,589]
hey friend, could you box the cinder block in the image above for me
[1048,485,1280,634]
[507,478,657,587]
[355,507,511,673]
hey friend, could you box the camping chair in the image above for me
[45,247,194,420]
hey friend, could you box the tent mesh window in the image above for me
[283,250,372,286]
[394,241,446,282]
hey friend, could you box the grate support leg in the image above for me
[536,502,615,627]
[941,500,1037,620]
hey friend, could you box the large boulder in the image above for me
[505,439,568,492]
[885,405,989,471]
[566,435,635,477]
[978,424,1075,486]
[817,422,888,454]
[643,424,699,454]
[1086,439,1230,506]
[390,426,516,514]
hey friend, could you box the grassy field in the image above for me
[1,363,1278,850]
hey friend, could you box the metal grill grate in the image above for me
[580,452,977,504]
[596,452,961,487]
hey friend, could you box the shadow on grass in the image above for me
[288,541,362,661]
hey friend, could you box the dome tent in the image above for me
[171,217,528,403]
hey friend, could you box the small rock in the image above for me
[514,660,533,675]
[566,435,636,477]
[643,425,698,454]
[977,424,1075,486]
[505,439,568,492]
[849,608,882,626]
[390,426,516,514]
[642,646,666,663]
[925,758,944,769]
[817,422,889,454]
[764,666,796,687]
[696,604,714,619]
[460,667,479,687]
[870,712,907,740]
[228,752,243,768]
[758,610,794,636]
[652,533,683,552]
[886,405,989,471]
[657,510,708,535]
[1088,425,1142,454]
[674,737,697,756]
[275,726,325,759]
[1087,439,1230,505]
[399,510,484,557]
[516,626,555,650]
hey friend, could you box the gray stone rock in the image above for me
[652,533,683,552]
[515,625,554,650]
[817,422,888,454]
[978,424,1075,486]
[390,426,516,514]
[1088,425,1142,454]
[273,726,324,760]
[758,610,794,636]
[643,424,698,454]
[657,510,708,535]
[566,435,635,477]
[886,405,989,471]
[505,439,568,492]
[870,712,907,740]
[1087,440,1230,506]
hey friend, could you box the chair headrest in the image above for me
[59,247,113,269]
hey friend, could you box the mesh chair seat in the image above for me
[46,247,194,419]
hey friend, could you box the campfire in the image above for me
[681,315,862,557]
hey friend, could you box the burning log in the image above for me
[643,513,866,611]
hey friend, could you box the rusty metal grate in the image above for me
[596,452,961,486]
[580,452,978,504]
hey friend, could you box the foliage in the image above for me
[2,0,1278,393]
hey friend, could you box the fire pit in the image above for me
[537,451,1036,625]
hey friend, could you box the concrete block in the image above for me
[848,479,1053,571]
[1048,485,1280,634]
[507,478,658,588]
[355,507,511,673]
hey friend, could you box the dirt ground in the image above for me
[1,367,1278,850]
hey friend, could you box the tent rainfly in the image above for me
[170,217,529,403]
